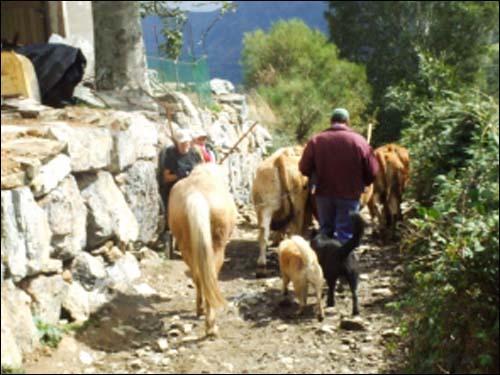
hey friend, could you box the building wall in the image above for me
[61,1,95,80]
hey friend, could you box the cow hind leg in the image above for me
[195,277,205,317]
[282,273,290,296]
[256,208,273,277]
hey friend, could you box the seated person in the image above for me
[160,128,202,210]
[192,128,216,163]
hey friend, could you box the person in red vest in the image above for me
[192,128,216,163]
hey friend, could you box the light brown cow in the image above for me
[378,143,410,188]
[251,146,311,275]
[168,163,237,336]
[362,144,410,235]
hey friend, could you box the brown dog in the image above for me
[278,235,324,321]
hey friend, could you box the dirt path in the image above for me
[24,215,405,374]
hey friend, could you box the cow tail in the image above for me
[186,192,226,309]
[270,155,295,230]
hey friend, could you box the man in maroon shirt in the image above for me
[299,108,379,243]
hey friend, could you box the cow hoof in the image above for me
[256,266,267,279]
[206,326,219,338]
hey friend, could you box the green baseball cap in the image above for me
[331,108,350,122]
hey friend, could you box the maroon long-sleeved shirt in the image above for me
[299,124,379,199]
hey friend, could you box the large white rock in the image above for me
[48,122,112,172]
[1,136,67,190]
[217,93,246,105]
[71,252,107,291]
[1,187,52,281]
[173,92,203,129]
[117,161,161,244]
[77,171,139,248]
[106,252,141,290]
[198,108,214,129]
[210,78,235,95]
[1,281,39,368]
[108,112,158,173]
[62,281,91,322]
[1,320,22,369]
[31,154,71,197]
[38,175,87,260]
[209,116,238,150]
[27,275,68,325]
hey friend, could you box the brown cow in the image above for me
[252,146,311,275]
[168,163,237,336]
[378,143,410,188]
[362,144,410,236]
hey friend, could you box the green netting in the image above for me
[147,56,212,106]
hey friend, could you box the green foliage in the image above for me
[421,2,499,85]
[267,129,297,155]
[375,52,461,144]
[241,19,370,142]
[141,2,188,60]
[390,53,496,204]
[325,1,499,145]
[387,56,499,373]
[141,1,236,60]
[325,1,419,94]
[208,103,222,113]
[1,367,25,374]
[483,43,499,98]
[34,316,63,349]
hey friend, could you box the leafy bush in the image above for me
[389,56,499,373]
[241,19,371,142]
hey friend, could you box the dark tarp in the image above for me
[13,43,86,107]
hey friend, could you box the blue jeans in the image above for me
[315,196,360,244]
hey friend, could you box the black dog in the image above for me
[310,214,365,315]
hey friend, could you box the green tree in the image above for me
[141,1,236,60]
[325,1,499,144]
[387,55,500,373]
[241,19,370,142]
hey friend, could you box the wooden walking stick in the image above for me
[218,121,259,164]
[366,122,373,144]
[366,122,373,145]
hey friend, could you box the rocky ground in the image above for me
[23,212,405,374]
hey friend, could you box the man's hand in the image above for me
[163,169,178,183]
